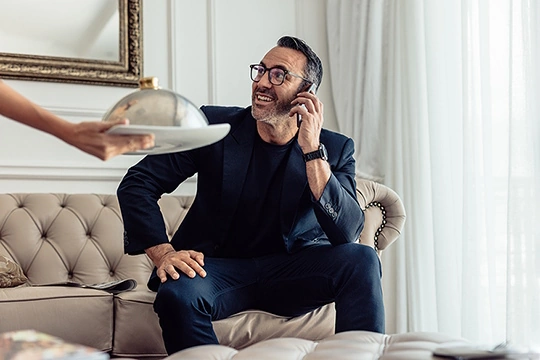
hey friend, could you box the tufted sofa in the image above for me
[0,178,405,359]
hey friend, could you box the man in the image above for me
[117,36,384,354]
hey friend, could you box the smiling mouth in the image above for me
[256,94,274,103]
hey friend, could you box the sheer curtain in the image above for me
[327,0,540,349]
[325,1,387,182]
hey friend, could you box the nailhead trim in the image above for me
[365,201,386,251]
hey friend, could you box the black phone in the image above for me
[297,83,318,128]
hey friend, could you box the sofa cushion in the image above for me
[113,286,335,358]
[165,331,467,359]
[213,303,335,349]
[0,255,28,288]
[113,286,167,358]
[0,286,114,352]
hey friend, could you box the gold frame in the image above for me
[0,0,142,88]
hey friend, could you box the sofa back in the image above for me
[0,193,193,287]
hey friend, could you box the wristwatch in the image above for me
[303,143,328,162]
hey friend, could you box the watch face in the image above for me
[320,144,328,161]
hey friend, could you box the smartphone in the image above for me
[297,83,318,128]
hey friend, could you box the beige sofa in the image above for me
[0,178,405,359]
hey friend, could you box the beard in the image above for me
[251,88,297,125]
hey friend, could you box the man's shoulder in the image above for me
[320,128,353,145]
[200,105,251,125]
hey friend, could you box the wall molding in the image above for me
[0,163,128,181]
[43,105,107,119]
[206,0,217,104]
[0,162,197,183]
[167,0,177,92]
[0,162,197,195]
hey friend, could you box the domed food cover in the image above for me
[103,77,230,155]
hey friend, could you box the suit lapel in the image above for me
[220,112,256,237]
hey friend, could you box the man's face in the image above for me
[251,46,307,124]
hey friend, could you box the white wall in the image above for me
[0,0,335,195]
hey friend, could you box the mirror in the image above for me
[0,0,142,88]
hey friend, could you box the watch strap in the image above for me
[303,144,328,162]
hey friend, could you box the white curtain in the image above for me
[327,0,540,350]
[326,1,386,182]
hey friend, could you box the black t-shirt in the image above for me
[223,133,294,258]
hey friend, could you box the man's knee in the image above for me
[334,243,382,278]
[154,279,206,316]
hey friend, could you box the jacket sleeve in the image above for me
[117,151,199,255]
[313,137,364,245]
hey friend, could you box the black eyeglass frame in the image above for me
[249,64,311,86]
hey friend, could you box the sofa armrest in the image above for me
[355,178,406,252]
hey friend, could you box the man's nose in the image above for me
[258,73,273,88]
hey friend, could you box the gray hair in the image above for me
[276,36,323,91]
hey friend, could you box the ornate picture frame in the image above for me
[0,0,142,88]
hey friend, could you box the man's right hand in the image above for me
[145,243,206,283]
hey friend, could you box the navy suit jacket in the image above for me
[117,105,363,259]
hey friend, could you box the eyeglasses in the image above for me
[250,64,310,86]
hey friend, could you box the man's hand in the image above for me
[290,89,324,153]
[289,90,330,200]
[145,243,206,283]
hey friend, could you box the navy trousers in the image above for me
[153,243,384,355]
